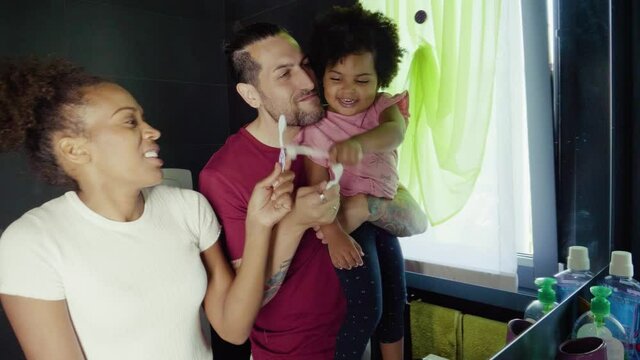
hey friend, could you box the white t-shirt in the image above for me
[0,185,220,360]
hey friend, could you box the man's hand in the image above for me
[289,181,341,229]
[246,162,295,228]
[313,194,369,242]
[327,231,364,269]
[328,138,363,166]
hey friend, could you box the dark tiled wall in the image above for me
[0,0,228,230]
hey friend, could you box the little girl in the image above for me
[296,4,424,360]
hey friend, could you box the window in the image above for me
[361,0,557,291]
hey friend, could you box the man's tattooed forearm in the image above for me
[262,258,292,305]
[367,186,427,237]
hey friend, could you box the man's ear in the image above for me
[57,137,90,165]
[236,83,261,109]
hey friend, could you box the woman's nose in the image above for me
[143,122,161,141]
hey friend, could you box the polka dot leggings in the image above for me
[334,223,407,360]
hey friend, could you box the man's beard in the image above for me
[261,93,324,127]
[293,106,324,126]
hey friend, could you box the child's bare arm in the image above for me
[355,104,406,152]
[304,157,364,269]
[329,104,406,165]
[304,156,331,184]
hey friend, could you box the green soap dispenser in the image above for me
[524,277,559,321]
[572,286,627,360]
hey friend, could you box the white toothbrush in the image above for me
[278,115,287,172]
[326,163,343,190]
[284,144,342,189]
[285,145,329,160]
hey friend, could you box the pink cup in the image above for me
[506,318,534,343]
[557,337,607,360]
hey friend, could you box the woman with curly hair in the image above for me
[296,4,423,359]
[0,58,295,359]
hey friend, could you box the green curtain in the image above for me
[361,0,502,225]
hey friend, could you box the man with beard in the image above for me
[199,23,347,360]
[199,23,424,360]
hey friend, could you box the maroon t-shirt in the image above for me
[199,128,346,360]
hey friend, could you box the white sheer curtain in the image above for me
[361,0,531,289]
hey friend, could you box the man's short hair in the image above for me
[224,23,289,85]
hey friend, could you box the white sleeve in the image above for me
[0,215,65,300]
[196,192,221,252]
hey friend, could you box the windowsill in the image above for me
[406,270,535,313]
[404,255,539,312]
[405,259,518,293]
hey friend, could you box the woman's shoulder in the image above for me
[0,196,69,300]
[144,185,211,214]
[146,184,203,202]
[144,185,218,237]
[3,193,73,232]
[0,195,69,251]
[2,213,44,241]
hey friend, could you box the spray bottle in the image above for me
[554,246,594,302]
[602,251,640,359]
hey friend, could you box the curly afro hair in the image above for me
[309,3,404,89]
[0,57,104,186]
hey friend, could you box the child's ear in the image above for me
[236,83,261,109]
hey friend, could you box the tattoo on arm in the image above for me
[262,258,292,305]
[368,186,428,237]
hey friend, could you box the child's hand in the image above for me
[327,232,364,269]
[329,139,363,166]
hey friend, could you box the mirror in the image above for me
[552,0,613,275]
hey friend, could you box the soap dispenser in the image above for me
[524,277,559,321]
[573,286,627,360]
[602,251,640,359]
[554,246,594,302]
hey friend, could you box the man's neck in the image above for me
[245,114,301,148]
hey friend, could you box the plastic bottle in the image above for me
[554,246,594,302]
[573,286,627,360]
[524,277,559,321]
[602,251,640,360]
